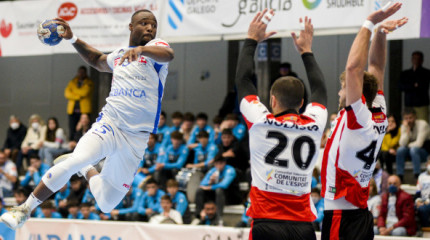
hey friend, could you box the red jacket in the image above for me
[377,189,416,236]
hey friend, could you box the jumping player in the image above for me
[238,10,328,239]
[320,3,408,240]
[1,9,174,229]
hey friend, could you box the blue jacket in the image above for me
[187,125,215,145]
[37,211,63,219]
[314,198,324,223]
[160,125,181,148]
[79,212,101,220]
[158,144,188,170]
[54,185,70,208]
[140,143,161,174]
[68,212,83,219]
[81,188,96,205]
[156,124,170,143]
[137,189,165,215]
[215,123,247,145]
[118,188,144,215]
[169,191,188,216]
[201,165,236,190]
[21,163,50,187]
[193,143,218,166]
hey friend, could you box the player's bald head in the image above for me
[270,76,304,110]
[131,9,156,23]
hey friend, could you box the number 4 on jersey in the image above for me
[356,141,377,170]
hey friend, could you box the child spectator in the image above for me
[79,202,100,220]
[137,178,165,221]
[186,131,218,170]
[149,195,183,224]
[67,200,82,219]
[187,113,215,147]
[166,179,190,224]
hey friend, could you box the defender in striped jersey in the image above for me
[320,4,408,240]
[237,10,327,240]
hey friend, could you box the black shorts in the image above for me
[251,219,316,240]
[321,208,374,240]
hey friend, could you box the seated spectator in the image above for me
[166,179,190,224]
[3,115,27,162]
[213,116,223,144]
[68,113,91,151]
[13,187,29,205]
[39,117,69,166]
[20,154,49,189]
[17,114,46,172]
[0,151,17,197]
[180,112,195,142]
[67,200,82,219]
[137,178,165,221]
[155,132,188,188]
[191,201,221,226]
[195,156,239,219]
[368,178,381,229]
[55,183,70,217]
[156,111,170,144]
[149,195,183,224]
[79,202,100,220]
[186,131,218,170]
[37,201,62,219]
[376,175,416,236]
[216,129,249,173]
[396,108,430,181]
[379,115,401,174]
[110,187,143,221]
[218,114,246,143]
[311,188,324,231]
[373,161,389,194]
[416,158,430,227]
[81,183,96,205]
[0,198,6,215]
[136,134,160,180]
[187,113,215,148]
[160,112,184,148]
[311,168,320,189]
[67,175,86,203]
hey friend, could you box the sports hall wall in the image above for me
[0,36,429,139]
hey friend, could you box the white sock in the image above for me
[79,165,96,180]
[25,193,43,211]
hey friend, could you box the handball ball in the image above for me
[37,20,65,46]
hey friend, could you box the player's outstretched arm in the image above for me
[368,17,408,90]
[236,9,276,100]
[291,17,327,107]
[119,46,174,65]
[345,2,402,106]
[54,18,112,73]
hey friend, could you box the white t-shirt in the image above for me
[0,160,17,192]
[386,195,398,228]
[418,171,430,201]
[149,209,183,224]
[104,38,170,133]
[367,195,381,219]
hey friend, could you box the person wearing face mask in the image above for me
[3,115,27,162]
[416,158,430,227]
[16,115,46,173]
[376,175,416,236]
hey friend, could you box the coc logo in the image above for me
[58,2,78,21]
[303,0,322,10]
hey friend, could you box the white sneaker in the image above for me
[1,204,31,230]
[53,153,82,177]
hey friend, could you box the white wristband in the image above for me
[67,35,78,44]
[362,20,375,32]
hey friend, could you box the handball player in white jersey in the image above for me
[238,10,328,240]
[1,9,174,229]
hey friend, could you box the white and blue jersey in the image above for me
[169,191,188,216]
[158,144,189,170]
[105,38,170,133]
[200,165,236,190]
[193,143,218,167]
[187,125,216,145]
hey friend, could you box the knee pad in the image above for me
[42,165,73,192]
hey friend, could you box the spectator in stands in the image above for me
[400,51,430,122]
[312,168,320,189]
[64,66,93,140]
[376,175,416,236]
[0,198,6,215]
[39,117,69,166]
[166,179,190,224]
[373,161,389,194]
[416,158,430,227]
[111,187,143,221]
[192,201,221,226]
[379,115,401,174]
[67,175,86,203]
[216,129,248,174]
[81,183,96,205]
[0,151,17,197]
[155,131,188,187]
[20,154,49,189]
[67,200,82,219]
[311,188,324,231]
[156,111,170,144]
[136,134,160,185]
[79,202,100,220]
[219,114,246,142]
[3,115,27,162]
[13,187,29,205]
[55,183,70,218]
[149,195,183,224]
[181,112,195,142]
[213,115,223,144]
[37,201,62,219]
[160,112,184,148]
[68,113,91,151]
[187,113,215,147]
[137,178,165,221]
[186,131,218,170]
[396,108,430,181]
[17,114,46,172]
[368,178,381,230]
[195,156,238,219]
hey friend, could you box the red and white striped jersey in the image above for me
[321,91,388,209]
[241,95,327,222]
